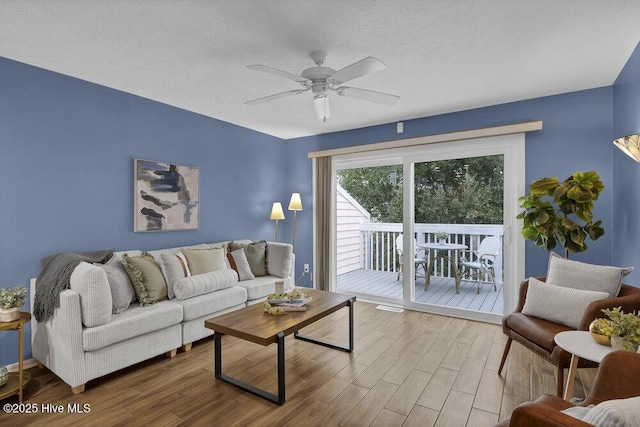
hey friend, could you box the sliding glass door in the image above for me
[332,134,524,323]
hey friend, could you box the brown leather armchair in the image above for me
[499,277,640,397]
[496,351,640,426]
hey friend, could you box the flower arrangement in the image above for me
[0,285,27,309]
[436,231,449,242]
[600,307,640,352]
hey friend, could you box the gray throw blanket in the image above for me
[34,249,115,322]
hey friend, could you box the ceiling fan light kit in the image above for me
[246,50,399,121]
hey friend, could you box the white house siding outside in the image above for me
[336,185,370,275]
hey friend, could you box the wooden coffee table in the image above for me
[204,289,355,405]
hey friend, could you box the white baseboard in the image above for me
[5,358,38,372]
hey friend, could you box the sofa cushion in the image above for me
[582,396,640,426]
[182,247,227,275]
[234,275,280,301]
[82,300,183,351]
[95,261,136,313]
[173,269,238,300]
[266,242,293,278]
[229,240,267,277]
[230,249,255,281]
[160,252,187,299]
[522,277,608,329]
[70,262,113,327]
[122,253,168,306]
[146,243,209,265]
[547,252,632,297]
[172,286,247,321]
[108,253,139,303]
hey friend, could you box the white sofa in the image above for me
[30,240,294,394]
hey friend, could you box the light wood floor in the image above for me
[3,301,597,426]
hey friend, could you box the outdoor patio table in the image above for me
[419,242,468,293]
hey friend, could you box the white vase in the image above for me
[439,239,447,244]
[0,307,20,322]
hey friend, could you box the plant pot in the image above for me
[0,307,20,322]
[610,335,639,352]
[439,239,447,245]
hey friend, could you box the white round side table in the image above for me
[554,330,613,400]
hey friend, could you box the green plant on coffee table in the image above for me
[602,307,640,352]
[0,284,27,309]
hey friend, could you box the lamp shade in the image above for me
[613,134,640,163]
[288,193,302,211]
[270,202,285,220]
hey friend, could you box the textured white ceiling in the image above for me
[1,1,639,139]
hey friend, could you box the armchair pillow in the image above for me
[522,277,608,329]
[70,262,112,327]
[547,252,632,297]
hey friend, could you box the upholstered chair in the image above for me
[499,277,640,397]
[496,350,640,426]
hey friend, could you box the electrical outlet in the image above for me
[303,263,310,273]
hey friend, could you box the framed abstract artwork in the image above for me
[134,159,199,232]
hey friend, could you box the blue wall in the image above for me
[0,57,289,365]
[613,42,640,283]
[288,87,617,283]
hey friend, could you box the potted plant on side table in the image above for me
[601,307,640,352]
[0,284,27,323]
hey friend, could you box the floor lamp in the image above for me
[270,202,285,242]
[288,193,302,252]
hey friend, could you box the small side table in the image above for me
[554,330,613,401]
[0,312,31,403]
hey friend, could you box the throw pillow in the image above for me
[582,396,640,426]
[176,252,192,277]
[266,242,293,278]
[107,254,138,303]
[160,252,189,299]
[95,262,136,313]
[229,240,268,277]
[547,252,633,297]
[69,262,112,327]
[173,269,238,300]
[230,249,255,281]
[182,247,227,275]
[522,277,608,328]
[122,253,168,306]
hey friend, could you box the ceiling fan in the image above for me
[245,51,399,122]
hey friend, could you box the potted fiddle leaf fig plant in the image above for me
[517,170,605,258]
[0,284,27,322]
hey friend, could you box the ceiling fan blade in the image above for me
[330,57,387,84]
[244,89,308,106]
[247,65,309,83]
[337,86,400,105]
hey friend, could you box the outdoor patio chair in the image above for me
[396,234,426,281]
[458,236,500,293]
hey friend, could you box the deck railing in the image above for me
[356,223,504,284]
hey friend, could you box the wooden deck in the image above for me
[336,269,504,314]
